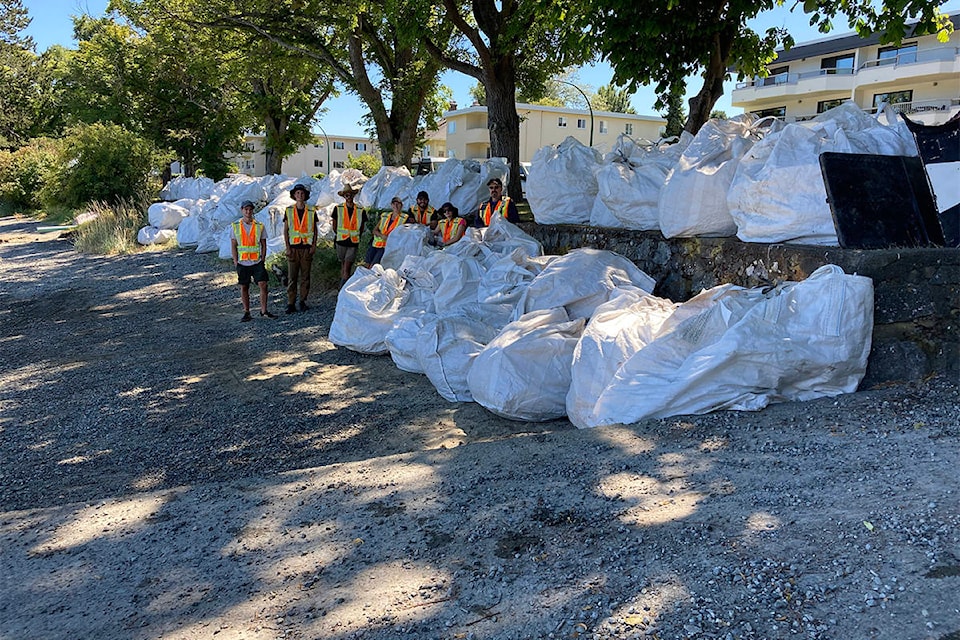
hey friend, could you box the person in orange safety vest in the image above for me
[430,202,466,248]
[283,183,319,313]
[364,196,411,267]
[231,200,277,322]
[470,177,519,227]
[331,183,367,288]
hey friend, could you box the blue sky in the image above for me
[23,0,960,137]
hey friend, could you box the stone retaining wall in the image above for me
[521,224,959,386]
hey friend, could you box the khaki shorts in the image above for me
[336,243,358,263]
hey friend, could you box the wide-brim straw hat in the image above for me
[338,184,361,197]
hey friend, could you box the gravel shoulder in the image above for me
[1,215,958,640]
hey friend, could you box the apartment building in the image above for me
[232,134,379,177]
[731,14,959,124]
[442,102,667,163]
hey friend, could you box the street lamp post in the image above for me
[316,124,331,174]
[558,80,594,147]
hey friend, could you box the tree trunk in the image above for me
[684,28,737,135]
[485,62,523,201]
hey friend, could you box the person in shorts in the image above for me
[331,183,366,288]
[231,200,277,322]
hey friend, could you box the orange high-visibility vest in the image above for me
[232,220,264,262]
[480,196,512,226]
[335,204,362,243]
[438,217,463,243]
[372,212,403,248]
[410,205,435,225]
[285,205,315,244]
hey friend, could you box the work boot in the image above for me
[240,311,252,322]
[300,301,310,312]
[286,303,297,314]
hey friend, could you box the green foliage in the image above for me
[468,83,486,106]
[72,198,149,255]
[346,152,382,178]
[0,137,60,211]
[710,110,729,120]
[661,84,686,138]
[593,84,636,114]
[41,123,172,208]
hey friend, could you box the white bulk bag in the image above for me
[381,224,435,271]
[477,247,547,306]
[329,266,408,355]
[433,255,486,314]
[417,314,501,402]
[137,226,176,245]
[566,290,678,429]
[385,310,437,374]
[147,202,190,230]
[176,215,200,248]
[195,215,226,254]
[659,116,773,238]
[527,137,602,224]
[728,102,919,246]
[513,248,656,321]
[480,213,543,258]
[588,193,625,228]
[585,265,873,425]
[467,307,585,421]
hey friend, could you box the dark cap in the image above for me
[289,183,311,199]
[486,178,503,187]
[416,191,429,200]
[240,200,256,210]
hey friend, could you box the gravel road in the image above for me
[1,215,958,640]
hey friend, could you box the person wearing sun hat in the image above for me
[430,202,466,248]
[231,200,277,322]
[364,196,411,267]
[331,183,367,288]
[283,183,319,313]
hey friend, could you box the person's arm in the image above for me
[231,235,239,266]
[310,208,319,254]
[506,199,520,223]
[373,214,387,241]
[259,224,267,263]
[452,218,467,243]
[283,211,291,255]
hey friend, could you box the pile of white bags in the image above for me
[728,102,919,245]
[329,266,409,355]
[658,115,779,238]
[527,137,603,225]
[567,265,873,427]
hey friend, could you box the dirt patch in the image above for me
[1,215,958,640]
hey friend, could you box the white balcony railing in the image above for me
[735,47,959,90]
[771,98,960,123]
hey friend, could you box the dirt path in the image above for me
[1,215,958,640]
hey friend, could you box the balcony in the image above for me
[856,46,960,86]
[732,68,856,103]
[769,98,960,125]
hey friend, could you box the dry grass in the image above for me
[72,199,149,255]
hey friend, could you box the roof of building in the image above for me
[772,12,957,64]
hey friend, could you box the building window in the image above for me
[821,54,855,75]
[447,121,456,134]
[558,116,567,127]
[762,65,789,86]
[577,118,586,129]
[625,123,633,135]
[873,90,913,110]
[752,106,786,119]
[599,120,608,134]
[333,141,344,150]
[448,149,456,158]
[314,159,323,167]
[313,143,321,148]
[817,98,846,113]
[355,143,366,151]
[878,42,917,65]
[243,143,255,152]
[333,161,345,169]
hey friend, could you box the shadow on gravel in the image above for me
[2,220,957,640]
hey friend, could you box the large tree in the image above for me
[135,0,453,167]
[115,0,338,175]
[585,0,953,134]
[0,0,38,146]
[593,84,636,114]
[424,0,593,199]
[61,15,250,178]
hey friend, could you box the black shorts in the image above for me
[364,246,385,266]
[236,262,269,285]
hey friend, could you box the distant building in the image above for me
[731,14,959,125]
[231,134,380,178]
[442,102,667,162]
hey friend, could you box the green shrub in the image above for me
[72,198,149,255]
[0,138,60,213]
[41,123,173,209]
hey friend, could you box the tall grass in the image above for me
[73,198,148,255]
